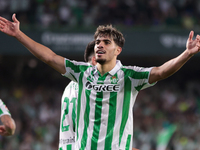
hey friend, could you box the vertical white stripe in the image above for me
[111,71,124,149]
[85,89,96,150]
[77,85,86,148]
[85,71,99,149]
[119,95,135,150]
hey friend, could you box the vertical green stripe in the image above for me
[91,74,107,149]
[71,97,77,132]
[119,77,131,145]
[0,109,3,115]
[76,73,84,140]
[67,144,72,150]
[104,73,118,150]
[80,90,91,149]
[125,135,131,150]
[104,92,117,150]
[91,91,103,150]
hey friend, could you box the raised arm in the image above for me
[149,31,200,84]
[0,14,66,74]
[0,115,16,136]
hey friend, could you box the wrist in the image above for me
[14,30,22,38]
[185,49,194,58]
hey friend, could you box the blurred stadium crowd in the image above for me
[1,0,200,150]
[0,0,200,29]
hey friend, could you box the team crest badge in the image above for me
[110,76,118,84]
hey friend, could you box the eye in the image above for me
[95,40,100,44]
[105,41,110,45]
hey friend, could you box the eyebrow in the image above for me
[95,39,111,43]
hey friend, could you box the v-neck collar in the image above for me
[92,60,122,77]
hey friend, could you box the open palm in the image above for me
[0,14,20,37]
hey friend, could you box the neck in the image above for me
[97,60,116,76]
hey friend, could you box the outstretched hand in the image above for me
[0,13,20,37]
[0,125,11,136]
[186,31,200,55]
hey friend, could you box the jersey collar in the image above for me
[93,60,122,76]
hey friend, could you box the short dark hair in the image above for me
[94,24,125,48]
[84,41,95,62]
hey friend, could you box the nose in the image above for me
[97,41,103,48]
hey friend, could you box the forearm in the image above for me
[15,30,66,73]
[15,30,55,63]
[149,50,193,83]
[160,50,192,77]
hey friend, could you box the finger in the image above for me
[0,24,5,30]
[188,31,194,41]
[12,13,19,23]
[197,42,200,47]
[196,35,200,41]
[193,39,197,44]
[0,20,6,26]
[0,16,8,23]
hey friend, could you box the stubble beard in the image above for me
[96,58,106,65]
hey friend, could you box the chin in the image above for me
[96,59,106,64]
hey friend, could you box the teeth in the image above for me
[98,51,104,54]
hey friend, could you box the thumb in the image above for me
[12,13,19,23]
[188,31,194,41]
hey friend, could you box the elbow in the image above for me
[149,68,165,84]
[43,51,57,64]
[158,72,166,81]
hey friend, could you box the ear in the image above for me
[115,46,122,56]
[91,56,97,66]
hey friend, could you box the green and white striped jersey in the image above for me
[63,59,155,150]
[0,99,11,117]
[59,81,78,150]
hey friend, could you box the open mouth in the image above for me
[96,50,105,54]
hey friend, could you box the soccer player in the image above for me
[59,40,139,150]
[59,41,139,150]
[59,41,96,150]
[0,99,16,136]
[1,14,200,149]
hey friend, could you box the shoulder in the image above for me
[121,65,153,72]
[120,65,153,80]
[0,99,3,106]
[0,99,5,107]
[64,58,91,67]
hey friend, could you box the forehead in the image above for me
[96,34,113,41]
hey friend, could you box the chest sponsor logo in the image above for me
[85,81,120,92]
